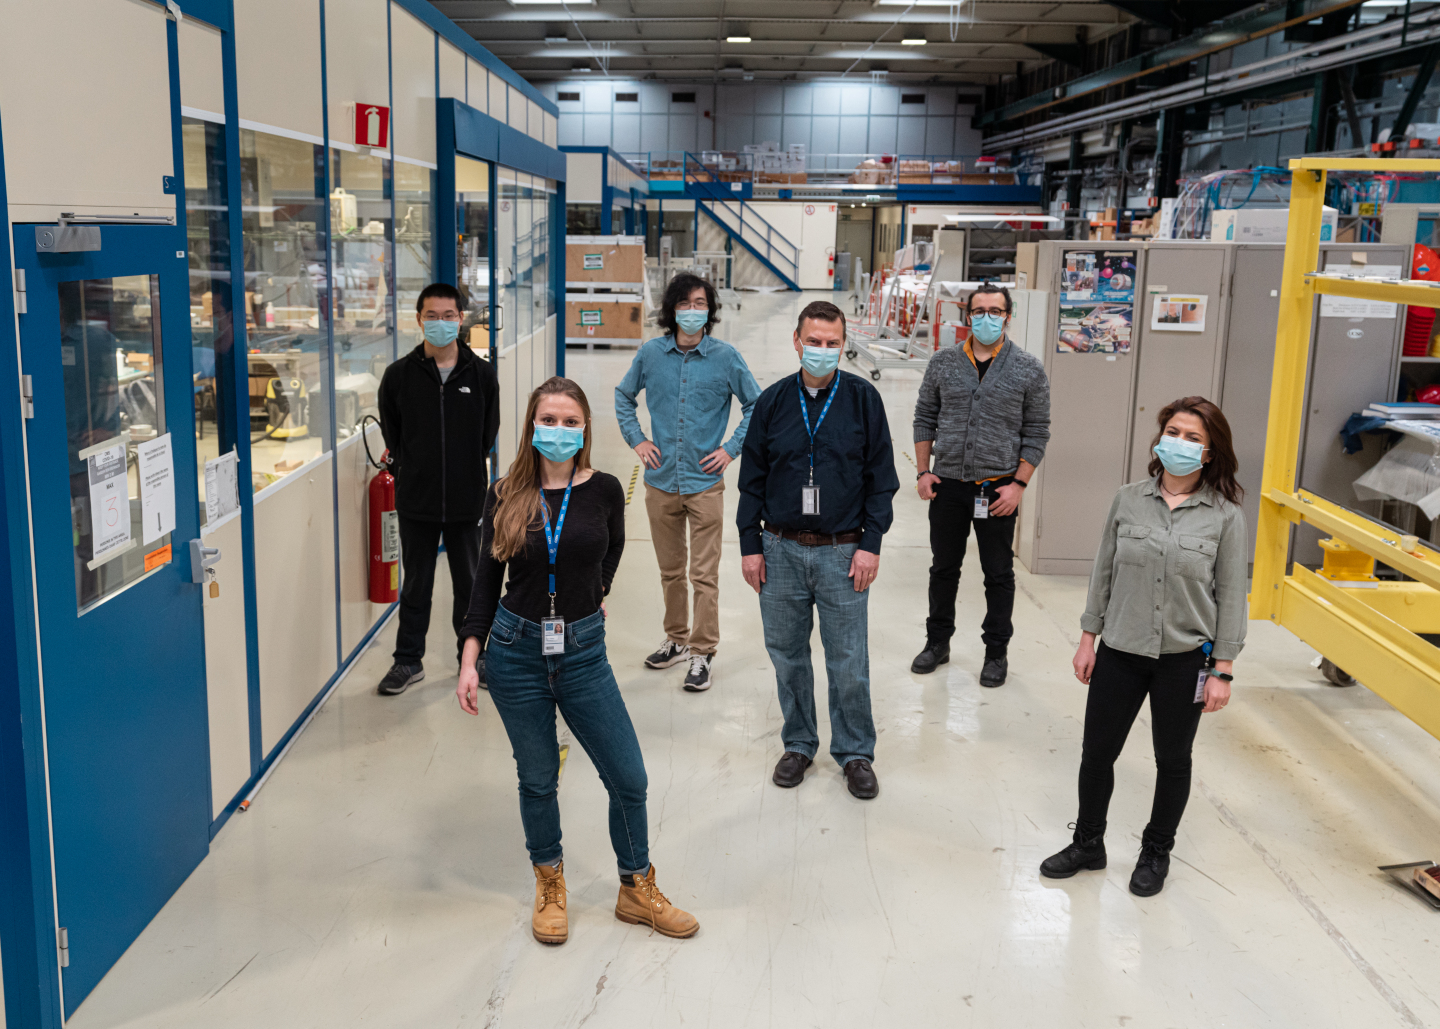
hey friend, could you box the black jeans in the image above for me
[925,476,1016,651]
[394,515,483,665]
[1075,642,1207,849]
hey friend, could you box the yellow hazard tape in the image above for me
[557,744,570,783]
[625,463,640,505]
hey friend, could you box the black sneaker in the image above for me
[683,654,712,692]
[644,639,690,669]
[476,651,489,691]
[377,662,424,696]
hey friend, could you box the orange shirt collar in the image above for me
[964,336,1006,368]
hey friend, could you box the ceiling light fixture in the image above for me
[570,65,592,72]
[901,38,927,45]
[513,0,595,5]
[727,35,752,43]
[545,35,567,42]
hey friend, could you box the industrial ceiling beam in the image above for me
[978,0,1368,128]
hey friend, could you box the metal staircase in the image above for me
[685,154,801,292]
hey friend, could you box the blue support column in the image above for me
[437,110,458,287]
[555,179,567,378]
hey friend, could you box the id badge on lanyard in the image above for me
[540,473,575,655]
[797,375,835,519]
[973,492,990,520]
[543,617,566,655]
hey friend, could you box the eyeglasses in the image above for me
[970,307,1007,317]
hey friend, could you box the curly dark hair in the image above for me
[658,273,719,337]
[1146,395,1244,506]
[967,282,1012,315]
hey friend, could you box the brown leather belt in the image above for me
[764,523,862,547]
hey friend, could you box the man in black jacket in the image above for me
[375,283,500,695]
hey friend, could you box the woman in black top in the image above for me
[457,376,698,946]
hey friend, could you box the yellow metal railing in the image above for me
[1255,156,1440,741]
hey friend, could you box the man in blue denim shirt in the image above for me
[615,273,761,692]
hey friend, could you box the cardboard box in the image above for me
[565,236,645,284]
[1014,242,1038,290]
[565,297,643,340]
[1210,206,1338,242]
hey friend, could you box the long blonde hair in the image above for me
[490,377,594,561]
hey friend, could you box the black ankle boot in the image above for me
[980,647,1008,687]
[910,640,950,674]
[1129,839,1172,897]
[1039,824,1107,879]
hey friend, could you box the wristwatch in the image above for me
[917,469,936,480]
[1210,671,1234,682]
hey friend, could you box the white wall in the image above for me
[539,79,982,158]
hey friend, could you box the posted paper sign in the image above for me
[583,253,604,270]
[1320,264,1400,319]
[137,433,175,545]
[87,441,132,565]
[1150,294,1208,333]
[205,450,240,527]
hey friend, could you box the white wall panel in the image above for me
[754,84,784,114]
[467,58,488,112]
[1,0,174,220]
[754,115,782,146]
[508,87,525,131]
[784,86,812,115]
[179,17,225,118]
[235,0,323,140]
[926,117,955,155]
[558,116,582,147]
[669,115,697,153]
[440,39,466,100]
[868,117,897,154]
[545,112,558,148]
[490,71,506,121]
[255,457,338,755]
[327,0,390,151]
[897,117,926,154]
[871,89,900,116]
[782,116,809,147]
[202,514,251,816]
[926,87,957,115]
[391,2,436,165]
[613,113,641,153]
[528,99,543,142]
[337,427,388,658]
[583,82,610,109]
[640,114,669,153]
[840,85,870,115]
[566,152,603,204]
[639,82,669,112]
[584,113,611,146]
[839,116,869,154]
[811,116,840,156]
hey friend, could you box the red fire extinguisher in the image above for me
[362,416,399,603]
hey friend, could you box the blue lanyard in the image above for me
[796,373,836,484]
[539,472,575,605]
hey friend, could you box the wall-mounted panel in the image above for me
[255,459,339,755]
[670,115,697,153]
[754,84,784,115]
[784,86,813,115]
[558,116,582,146]
[467,57,488,113]
[613,114,641,154]
[838,116,868,154]
[840,85,870,116]
[868,118,897,154]
[202,514,251,816]
[327,0,390,152]
[179,17,225,118]
[925,118,955,155]
[440,39,466,101]
[236,0,324,140]
[641,114,669,153]
[545,112,558,148]
[490,71,507,121]
[391,1,437,164]
[528,99,543,142]
[897,118,926,154]
[1,0,173,220]
[812,116,840,156]
[755,115,782,146]
[509,87,526,131]
[812,85,841,116]
[566,152,604,204]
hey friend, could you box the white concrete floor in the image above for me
[68,292,1440,1029]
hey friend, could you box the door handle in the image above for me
[189,539,221,582]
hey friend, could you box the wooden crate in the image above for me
[565,296,644,340]
[566,236,645,285]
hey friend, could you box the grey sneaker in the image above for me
[683,654,712,692]
[378,662,424,696]
[644,639,690,669]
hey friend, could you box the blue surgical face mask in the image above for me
[970,313,1006,347]
[532,423,585,463]
[1153,434,1206,476]
[801,344,841,378]
[423,319,460,348]
[674,309,709,335]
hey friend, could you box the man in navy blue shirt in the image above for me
[737,300,899,799]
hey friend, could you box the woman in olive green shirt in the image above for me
[1041,396,1247,898]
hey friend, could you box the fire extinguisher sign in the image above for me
[355,103,390,149]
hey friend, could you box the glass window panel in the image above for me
[394,160,435,358]
[61,276,168,613]
[239,129,330,491]
[516,175,534,347]
[329,147,393,441]
[456,155,491,353]
[183,117,234,526]
[566,204,601,234]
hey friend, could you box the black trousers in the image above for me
[394,515,483,665]
[925,476,1016,651]
[1075,642,1207,849]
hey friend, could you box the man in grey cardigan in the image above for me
[912,283,1050,686]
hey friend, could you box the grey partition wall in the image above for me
[1126,241,1234,482]
[1018,241,1144,576]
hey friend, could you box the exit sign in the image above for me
[355,103,389,148]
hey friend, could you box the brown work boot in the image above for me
[614,864,699,939]
[531,862,568,944]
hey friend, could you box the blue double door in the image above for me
[15,222,211,1015]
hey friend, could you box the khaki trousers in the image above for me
[644,481,724,655]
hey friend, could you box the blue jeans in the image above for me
[485,604,650,877]
[758,530,876,768]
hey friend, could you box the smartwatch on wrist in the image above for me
[1211,671,1234,682]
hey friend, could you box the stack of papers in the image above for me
[1363,402,1440,419]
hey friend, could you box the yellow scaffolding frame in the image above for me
[1256,157,1440,742]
